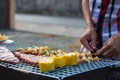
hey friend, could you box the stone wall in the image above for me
[16,0,82,17]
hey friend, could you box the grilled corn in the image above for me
[39,58,55,72]
[52,55,65,68]
[64,52,78,66]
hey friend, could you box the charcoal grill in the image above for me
[0,46,118,80]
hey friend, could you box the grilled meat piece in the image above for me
[14,52,44,67]
[0,46,20,64]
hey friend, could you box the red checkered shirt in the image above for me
[89,0,120,48]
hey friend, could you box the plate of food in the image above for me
[0,33,7,43]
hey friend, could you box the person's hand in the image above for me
[96,33,120,59]
[80,28,97,51]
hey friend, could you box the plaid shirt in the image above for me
[89,0,120,48]
[89,0,120,78]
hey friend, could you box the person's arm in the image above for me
[80,0,97,51]
[82,0,94,29]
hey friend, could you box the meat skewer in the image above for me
[14,52,43,67]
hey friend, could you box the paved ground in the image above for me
[15,14,86,38]
[0,30,81,52]
[15,14,85,27]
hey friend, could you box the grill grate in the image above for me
[0,59,116,80]
[0,45,117,80]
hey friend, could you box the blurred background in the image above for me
[15,0,85,37]
[0,0,86,51]
[16,0,83,17]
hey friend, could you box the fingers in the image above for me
[96,44,119,59]
[102,47,115,58]
[103,50,118,59]
[111,52,118,59]
[103,46,119,59]
[80,29,97,51]
[82,39,92,51]
[80,38,92,51]
[96,43,110,55]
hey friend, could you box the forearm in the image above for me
[82,0,94,29]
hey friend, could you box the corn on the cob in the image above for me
[39,58,55,72]
[52,55,65,68]
[64,52,78,66]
